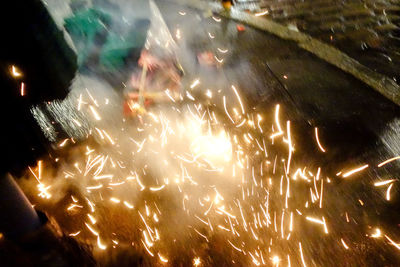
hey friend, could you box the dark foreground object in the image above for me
[0,0,77,175]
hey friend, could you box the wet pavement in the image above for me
[219,0,400,85]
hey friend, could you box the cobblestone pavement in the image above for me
[216,0,400,85]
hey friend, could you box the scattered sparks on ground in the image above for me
[21,9,400,266]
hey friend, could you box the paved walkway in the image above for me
[217,0,400,85]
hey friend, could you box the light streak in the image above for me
[11,65,22,77]
[186,91,195,101]
[371,228,382,238]
[59,138,69,147]
[385,235,400,250]
[158,253,168,263]
[69,231,81,236]
[341,238,349,249]
[85,223,99,236]
[86,89,98,107]
[165,89,176,102]
[217,206,236,219]
[129,173,144,190]
[377,156,400,167]
[150,185,165,191]
[141,240,154,256]
[212,16,221,22]
[342,164,369,178]
[374,179,395,186]
[228,240,242,252]
[77,94,84,110]
[86,184,103,190]
[319,179,324,208]
[95,128,104,139]
[299,242,307,267]
[194,228,209,241]
[72,119,82,127]
[190,79,200,89]
[71,195,78,203]
[88,214,96,224]
[89,105,101,121]
[20,82,25,96]
[386,183,394,201]
[102,130,115,145]
[322,217,329,234]
[94,174,113,180]
[289,212,293,231]
[255,10,269,16]
[314,127,326,152]
[123,201,134,209]
[231,85,245,114]
[223,96,235,123]
[109,181,125,186]
[217,48,228,53]
[270,105,283,139]
[97,236,107,250]
[306,216,328,233]
[67,204,83,211]
[286,121,293,174]
[86,198,95,212]
[214,56,224,63]
[110,197,121,203]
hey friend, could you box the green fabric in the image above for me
[64,8,111,67]
[64,6,149,71]
[99,29,147,70]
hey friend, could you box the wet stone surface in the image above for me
[210,0,400,85]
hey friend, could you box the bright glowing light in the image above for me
[193,257,201,266]
[190,79,200,89]
[255,10,269,16]
[97,236,107,250]
[341,238,349,249]
[377,156,400,167]
[272,255,280,265]
[385,235,400,250]
[191,131,232,163]
[342,164,369,178]
[11,65,22,77]
[371,228,381,238]
[314,127,326,152]
[20,82,25,96]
